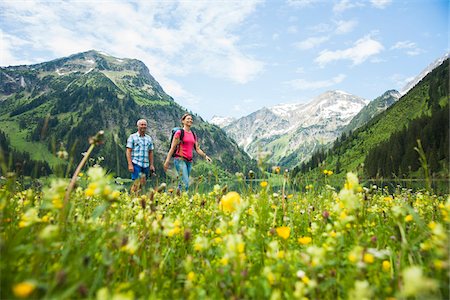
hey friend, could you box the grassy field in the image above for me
[0,166,448,299]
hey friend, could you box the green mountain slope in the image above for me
[343,90,400,134]
[0,50,256,178]
[293,58,449,179]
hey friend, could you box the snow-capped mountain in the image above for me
[210,115,236,127]
[400,52,450,95]
[222,90,369,166]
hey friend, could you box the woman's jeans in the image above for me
[174,158,192,191]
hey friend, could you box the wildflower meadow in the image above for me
[1,163,449,299]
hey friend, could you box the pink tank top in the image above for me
[174,130,196,161]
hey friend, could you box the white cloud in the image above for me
[288,26,298,34]
[287,0,322,8]
[0,0,264,87]
[391,41,417,50]
[295,36,329,50]
[333,0,362,13]
[391,40,423,56]
[370,0,392,9]
[334,19,358,34]
[315,35,384,67]
[287,74,346,90]
[390,74,414,89]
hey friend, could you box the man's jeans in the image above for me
[174,158,192,191]
[131,163,149,180]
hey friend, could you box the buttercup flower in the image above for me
[219,192,241,213]
[13,281,36,298]
[276,226,290,240]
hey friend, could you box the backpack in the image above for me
[169,127,197,158]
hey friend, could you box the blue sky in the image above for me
[1,0,448,120]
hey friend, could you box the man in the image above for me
[126,119,155,181]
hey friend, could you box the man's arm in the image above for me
[149,150,155,172]
[126,148,134,172]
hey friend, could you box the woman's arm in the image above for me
[195,142,212,162]
[164,137,180,171]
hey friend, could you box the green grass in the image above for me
[0,120,62,166]
[0,167,448,299]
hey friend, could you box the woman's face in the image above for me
[183,115,193,126]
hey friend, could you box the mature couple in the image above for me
[125,113,212,191]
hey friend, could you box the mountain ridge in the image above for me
[221,90,368,166]
[0,50,256,178]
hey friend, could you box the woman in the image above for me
[164,113,212,191]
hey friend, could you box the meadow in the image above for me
[1,161,448,300]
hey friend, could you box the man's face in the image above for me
[138,121,147,135]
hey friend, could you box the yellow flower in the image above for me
[85,188,95,197]
[301,276,310,284]
[433,260,444,270]
[348,253,357,263]
[260,181,268,188]
[215,228,222,235]
[51,195,63,209]
[13,281,36,298]
[276,226,290,240]
[187,271,195,282]
[220,257,229,266]
[405,215,413,222]
[428,221,436,230]
[219,192,241,213]
[298,236,312,245]
[382,260,391,272]
[363,253,374,264]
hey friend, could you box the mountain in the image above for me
[400,52,450,95]
[294,57,449,180]
[343,90,401,134]
[0,50,256,178]
[210,115,236,128]
[222,90,368,167]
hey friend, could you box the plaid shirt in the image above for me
[126,132,154,167]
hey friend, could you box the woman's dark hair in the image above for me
[181,113,192,121]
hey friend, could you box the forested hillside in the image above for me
[293,58,449,180]
[0,50,256,178]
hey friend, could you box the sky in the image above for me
[1,0,448,121]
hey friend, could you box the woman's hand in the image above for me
[163,160,170,172]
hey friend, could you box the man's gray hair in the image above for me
[137,119,147,126]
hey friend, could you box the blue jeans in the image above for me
[131,163,149,180]
[174,158,192,191]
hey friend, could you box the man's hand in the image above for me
[128,163,134,173]
[150,165,155,173]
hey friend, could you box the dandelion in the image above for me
[382,260,391,272]
[276,226,290,240]
[220,257,229,266]
[363,253,374,264]
[260,181,268,188]
[298,236,312,245]
[186,271,196,282]
[13,281,36,298]
[405,215,413,222]
[219,191,241,213]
